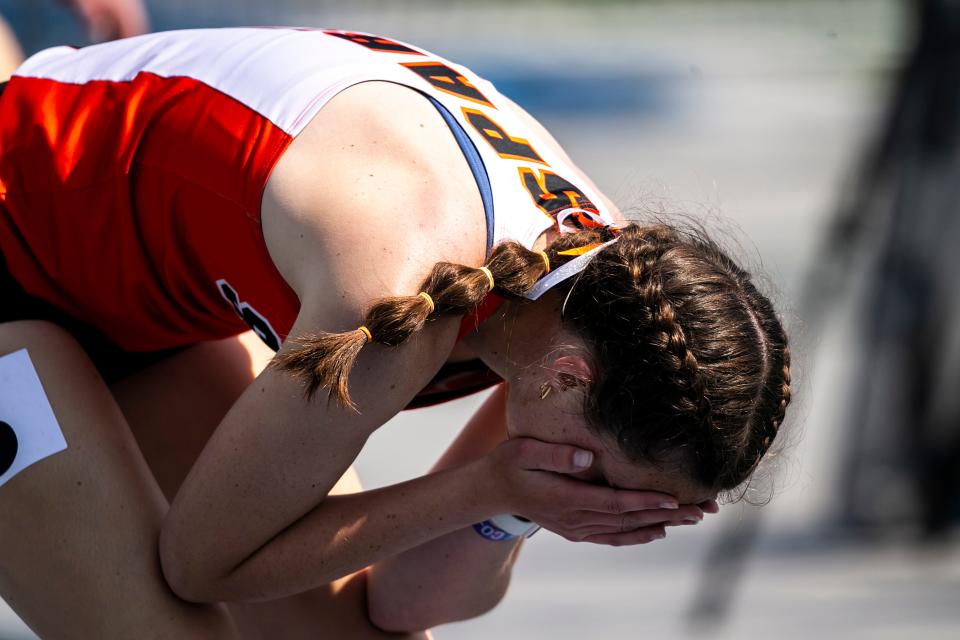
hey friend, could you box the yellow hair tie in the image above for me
[478,266,495,290]
[418,291,435,313]
[357,326,373,342]
[558,242,604,257]
[537,250,551,274]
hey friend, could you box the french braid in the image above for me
[554,223,791,494]
[625,227,713,429]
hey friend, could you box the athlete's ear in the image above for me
[547,355,593,392]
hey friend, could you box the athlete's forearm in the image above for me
[367,385,521,631]
[366,520,524,632]
[326,382,534,632]
[210,460,501,603]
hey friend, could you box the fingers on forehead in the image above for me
[580,487,677,513]
[700,499,720,513]
[584,525,667,546]
[582,508,703,531]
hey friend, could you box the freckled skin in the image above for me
[465,289,717,507]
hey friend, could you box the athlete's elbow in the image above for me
[367,595,436,634]
[158,520,231,603]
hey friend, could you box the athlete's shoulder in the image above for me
[261,80,486,318]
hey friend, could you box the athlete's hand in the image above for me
[481,437,708,546]
[59,0,149,41]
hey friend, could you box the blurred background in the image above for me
[1,0,958,638]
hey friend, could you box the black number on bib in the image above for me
[0,420,18,476]
[216,279,282,352]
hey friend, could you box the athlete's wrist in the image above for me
[450,461,541,541]
[468,450,517,517]
[473,514,540,542]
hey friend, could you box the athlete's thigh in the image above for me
[110,330,275,501]
[0,320,234,640]
[228,571,432,640]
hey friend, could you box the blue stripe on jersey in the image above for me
[426,95,495,256]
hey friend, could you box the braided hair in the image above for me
[556,224,791,493]
[272,222,791,494]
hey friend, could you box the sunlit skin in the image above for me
[462,249,720,535]
[0,48,732,638]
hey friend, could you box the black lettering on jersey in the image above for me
[323,30,424,55]
[518,168,600,222]
[216,279,282,352]
[462,108,546,164]
[400,62,494,107]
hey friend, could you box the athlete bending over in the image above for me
[0,28,790,639]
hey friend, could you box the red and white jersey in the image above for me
[0,27,615,353]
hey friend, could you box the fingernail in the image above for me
[683,516,701,524]
[573,450,593,469]
[659,501,679,509]
[654,531,666,540]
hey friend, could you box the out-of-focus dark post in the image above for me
[690,0,960,627]
[818,0,960,538]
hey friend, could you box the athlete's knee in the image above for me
[0,319,86,362]
[0,320,124,493]
[0,319,105,409]
[0,321,95,489]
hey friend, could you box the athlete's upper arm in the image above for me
[163,227,460,589]
[163,85,484,582]
[161,299,459,592]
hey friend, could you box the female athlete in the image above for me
[0,28,791,639]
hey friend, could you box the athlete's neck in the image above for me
[463,226,563,378]
[463,293,568,385]
[532,226,559,252]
